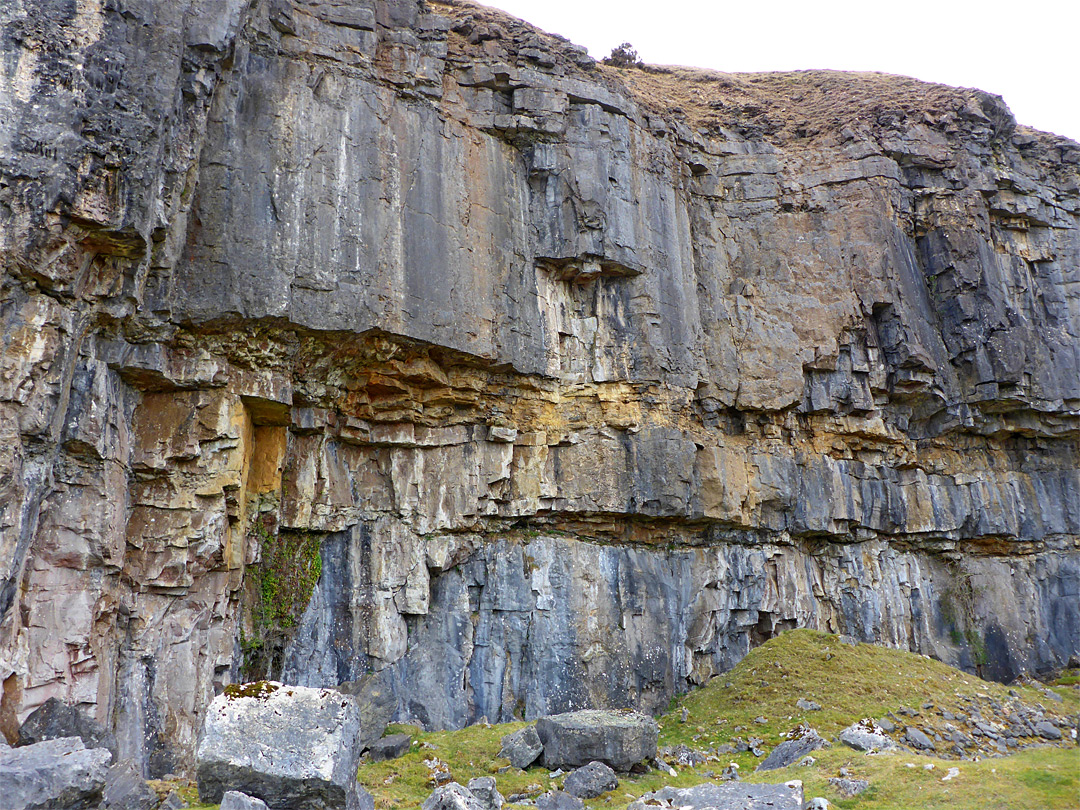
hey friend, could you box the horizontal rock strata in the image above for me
[0,0,1077,777]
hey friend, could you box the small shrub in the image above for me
[604,42,643,69]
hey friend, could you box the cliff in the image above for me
[0,0,1077,778]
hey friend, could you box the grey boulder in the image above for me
[1035,721,1062,740]
[498,725,543,769]
[422,783,484,810]
[367,733,412,762]
[904,726,936,751]
[16,698,118,757]
[535,710,658,771]
[627,782,804,810]
[466,777,503,810]
[535,791,583,810]
[756,728,828,771]
[0,736,112,810]
[101,762,157,810]
[838,720,897,753]
[220,792,270,810]
[562,761,617,798]
[196,682,367,810]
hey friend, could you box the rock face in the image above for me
[535,710,658,771]
[0,0,1077,778]
[195,683,366,810]
[0,736,112,810]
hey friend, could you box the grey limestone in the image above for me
[0,0,1076,779]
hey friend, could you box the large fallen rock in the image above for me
[220,792,270,810]
[366,733,412,762]
[838,720,897,753]
[196,682,368,810]
[498,725,543,769]
[465,777,503,810]
[627,781,804,810]
[422,783,484,810]
[535,710,658,771]
[17,697,118,757]
[562,761,617,798]
[0,736,112,810]
[535,791,583,810]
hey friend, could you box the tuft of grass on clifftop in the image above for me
[356,629,1077,809]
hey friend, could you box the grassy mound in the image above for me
[357,630,1077,809]
[662,629,1077,754]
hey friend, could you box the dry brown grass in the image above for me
[429,0,1078,154]
[601,65,999,142]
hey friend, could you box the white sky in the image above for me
[483,0,1080,141]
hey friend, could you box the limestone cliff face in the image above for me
[1,0,1077,778]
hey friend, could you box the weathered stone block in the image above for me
[0,736,112,810]
[498,725,543,768]
[422,783,484,810]
[102,761,157,810]
[562,761,617,798]
[196,682,366,810]
[535,710,658,771]
[465,777,503,810]
[838,720,896,752]
[366,733,412,762]
[220,792,270,810]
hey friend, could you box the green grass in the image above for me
[751,745,1079,809]
[357,630,1079,810]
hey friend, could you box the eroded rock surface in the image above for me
[195,683,366,810]
[0,736,112,810]
[0,0,1077,777]
[536,710,658,771]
